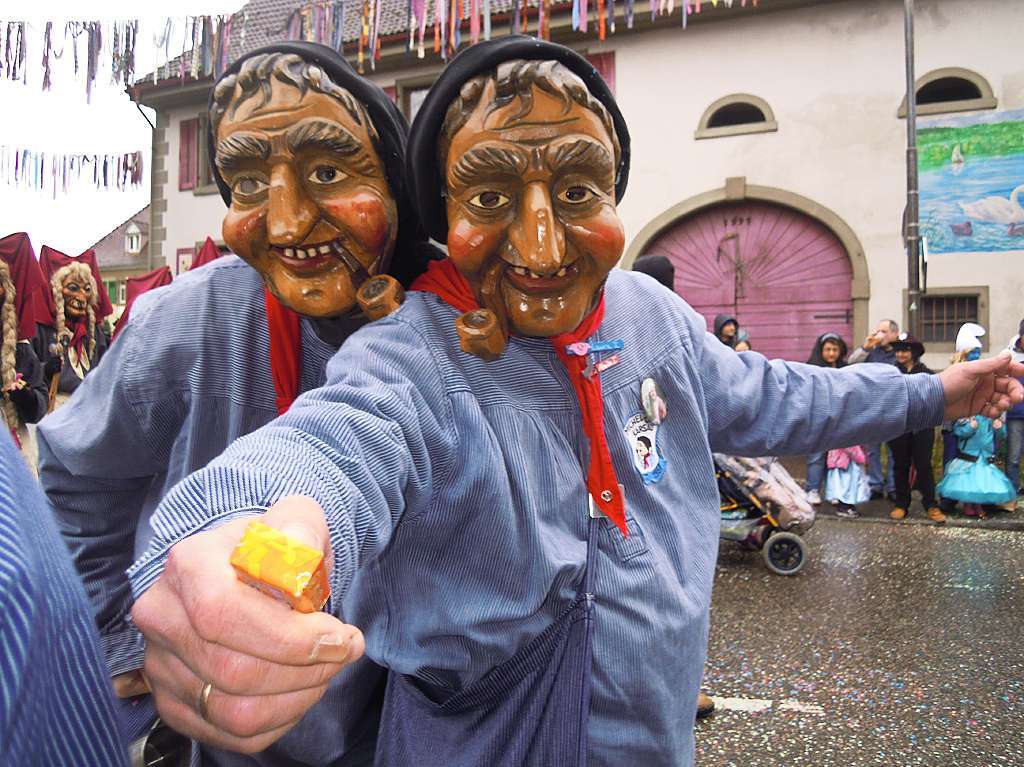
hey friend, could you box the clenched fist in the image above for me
[132,496,362,754]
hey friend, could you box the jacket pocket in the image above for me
[601,514,649,562]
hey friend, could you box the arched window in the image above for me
[696,94,777,140]
[125,223,142,254]
[898,68,996,117]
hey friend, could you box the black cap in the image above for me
[207,42,432,287]
[405,36,631,243]
[632,255,675,291]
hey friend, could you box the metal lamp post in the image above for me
[904,0,922,339]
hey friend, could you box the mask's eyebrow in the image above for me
[448,145,528,189]
[545,139,615,188]
[215,132,271,171]
[285,118,379,176]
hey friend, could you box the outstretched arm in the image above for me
[128,315,455,752]
[680,310,944,456]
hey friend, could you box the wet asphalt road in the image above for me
[696,518,1024,767]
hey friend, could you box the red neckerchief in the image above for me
[68,319,88,357]
[413,259,628,536]
[264,289,302,416]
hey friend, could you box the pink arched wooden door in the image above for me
[645,201,854,361]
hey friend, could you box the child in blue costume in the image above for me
[937,328,1017,517]
[938,414,1016,516]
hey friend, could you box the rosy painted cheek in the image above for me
[566,209,626,269]
[223,208,267,258]
[447,217,505,276]
[322,192,394,252]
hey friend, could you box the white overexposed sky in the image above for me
[0,1,245,256]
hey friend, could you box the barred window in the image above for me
[920,294,978,343]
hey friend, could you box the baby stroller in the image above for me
[714,454,815,576]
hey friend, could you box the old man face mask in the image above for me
[440,61,624,339]
[211,52,399,318]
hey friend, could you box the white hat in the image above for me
[955,322,986,353]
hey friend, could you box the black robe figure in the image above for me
[33,262,108,406]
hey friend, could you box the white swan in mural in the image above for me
[959,184,1024,224]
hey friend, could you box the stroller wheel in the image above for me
[762,531,806,576]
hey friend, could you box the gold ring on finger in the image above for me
[197,681,214,721]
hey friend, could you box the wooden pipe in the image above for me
[356,274,405,320]
[456,309,507,361]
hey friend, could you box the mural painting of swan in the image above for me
[959,183,1024,224]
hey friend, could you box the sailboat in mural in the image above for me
[951,143,965,175]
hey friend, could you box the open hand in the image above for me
[131,496,362,754]
[940,352,1024,421]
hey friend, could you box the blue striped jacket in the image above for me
[0,432,127,766]
[37,256,383,764]
[131,269,945,766]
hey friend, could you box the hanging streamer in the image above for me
[0,147,143,197]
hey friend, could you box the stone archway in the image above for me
[624,178,870,360]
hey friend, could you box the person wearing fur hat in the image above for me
[0,234,49,468]
[886,333,945,523]
[37,42,436,764]
[126,38,1024,766]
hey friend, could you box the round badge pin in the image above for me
[641,378,667,425]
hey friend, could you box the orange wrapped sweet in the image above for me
[230,521,330,613]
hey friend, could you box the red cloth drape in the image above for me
[39,245,114,323]
[264,289,302,416]
[412,258,627,535]
[0,232,49,340]
[191,237,225,270]
[112,265,173,340]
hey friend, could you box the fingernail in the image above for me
[311,632,350,663]
[279,523,323,552]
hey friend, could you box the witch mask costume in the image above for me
[210,48,413,321]
[408,40,628,359]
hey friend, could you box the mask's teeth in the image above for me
[319,245,331,255]
[285,247,295,258]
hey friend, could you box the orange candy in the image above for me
[230,521,330,613]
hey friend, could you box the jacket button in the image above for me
[600,490,613,502]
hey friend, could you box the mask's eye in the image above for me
[309,165,346,185]
[468,191,511,210]
[232,177,268,196]
[559,186,596,204]
[65,283,80,292]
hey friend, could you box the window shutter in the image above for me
[179,118,199,191]
[383,85,397,103]
[585,52,616,96]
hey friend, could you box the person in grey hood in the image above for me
[713,313,739,347]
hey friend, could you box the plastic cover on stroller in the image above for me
[713,454,817,532]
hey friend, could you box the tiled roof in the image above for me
[89,205,150,271]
